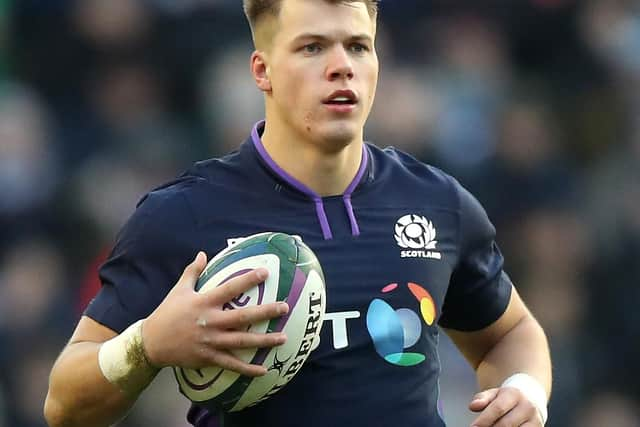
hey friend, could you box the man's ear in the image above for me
[251,51,272,92]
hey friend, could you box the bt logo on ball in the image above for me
[323,282,437,367]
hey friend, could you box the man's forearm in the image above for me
[44,342,149,427]
[475,314,552,396]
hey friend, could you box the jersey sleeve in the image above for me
[84,181,199,333]
[438,179,513,331]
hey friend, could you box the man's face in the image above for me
[262,0,378,152]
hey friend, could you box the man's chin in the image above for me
[315,123,360,150]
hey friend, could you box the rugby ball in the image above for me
[173,232,326,412]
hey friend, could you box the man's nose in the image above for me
[326,46,354,80]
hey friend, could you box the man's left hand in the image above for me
[469,387,543,427]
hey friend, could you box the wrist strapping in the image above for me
[98,319,159,394]
[501,373,548,424]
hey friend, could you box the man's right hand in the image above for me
[142,251,289,377]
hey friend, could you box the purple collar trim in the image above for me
[343,145,368,236]
[251,120,366,239]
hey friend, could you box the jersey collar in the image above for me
[249,120,371,239]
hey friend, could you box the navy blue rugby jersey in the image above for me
[86,121,513,427]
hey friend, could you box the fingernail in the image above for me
[277,302,289,314]
[277,333,287,343]
[256,269,268,280]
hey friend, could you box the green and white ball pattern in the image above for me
[173,232,326,412]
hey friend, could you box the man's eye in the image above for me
[350,43,369,53]
[304,43,321,54]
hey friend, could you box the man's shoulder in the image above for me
[366,143,461,205]
[139,149,247,208]
[368,143,454,186]
[370,145,494,233]
[135,146,271,230]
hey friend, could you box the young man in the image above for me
[44,1,552,426]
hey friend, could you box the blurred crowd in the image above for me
[1,0,639,426]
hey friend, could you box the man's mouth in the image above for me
[323,90,358,105]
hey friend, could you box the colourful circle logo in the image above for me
[366,282,436,367]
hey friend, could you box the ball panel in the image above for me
[295,242,325,280]
[197,244,273,291]
[198,254,281,321]
[267,235,299,306]
[173,232,326,412]
[175,366,240,402]
[265,266,307,340]
[229,268,326,412]
[177,253,282,403]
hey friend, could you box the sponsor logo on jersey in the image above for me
[322,282,437,367]
[394,214,441,259]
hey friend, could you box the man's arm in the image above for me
[44,253,289,427]
[445,287,551,427]
[44,318,141,427]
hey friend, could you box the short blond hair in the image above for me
[243,0,378,37]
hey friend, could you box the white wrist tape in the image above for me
[501,373,548,424]
[98,319,158,394]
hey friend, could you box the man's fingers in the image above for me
[210,331,287,349]
[485,399,538,427]
[469,388,500,412]
[206,268,268,303]
[205,349,268,377]
[216,302,289,328]
[179,251,208,288]
[470,388,519,427]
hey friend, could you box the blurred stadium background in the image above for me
[1,0,640,426]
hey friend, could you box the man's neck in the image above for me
[260,121,364,197]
